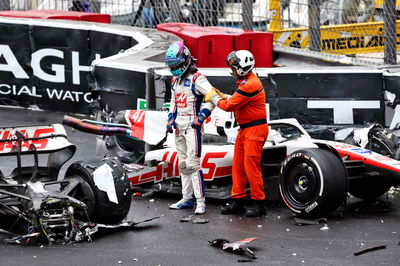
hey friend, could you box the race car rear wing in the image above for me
[0,124,76,180]
[0,124,75,156]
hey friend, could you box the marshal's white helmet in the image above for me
[225,50,255,77]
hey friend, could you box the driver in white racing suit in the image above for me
[165,41,215,215]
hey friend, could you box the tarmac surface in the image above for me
[0,106,400,266]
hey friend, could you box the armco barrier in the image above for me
[157,23,273,68]
[234,31,273,68]
[157,23,235,68]
[0,10,110,23]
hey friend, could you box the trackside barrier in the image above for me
[157,23,273,68]
[0,10,110,23]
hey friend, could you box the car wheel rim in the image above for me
[285,162,319,207]
[296,175,308,193]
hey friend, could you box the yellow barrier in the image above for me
[269,0,400,55]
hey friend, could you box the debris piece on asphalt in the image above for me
[294,217,327,225]
[192,217,209,224]
[209,237,258,259]
[354,245,386,256]
[320,224,330,231]
[133,192,142,197]
[180,215,193,222]
[179,215,209,224]
[141,191,155,198]
[97,216,161,229]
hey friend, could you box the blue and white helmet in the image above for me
[165,41,192,78]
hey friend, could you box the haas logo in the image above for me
[176,93,188,108]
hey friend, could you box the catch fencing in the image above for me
[1,0,399,65]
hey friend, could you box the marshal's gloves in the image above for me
[167,113,176,133]
[191,109,211,130]
[205,87,227,105]
[213,87,227,100]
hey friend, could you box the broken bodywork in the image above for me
[0,124,134,245]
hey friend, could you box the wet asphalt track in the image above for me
[0,106,400,266]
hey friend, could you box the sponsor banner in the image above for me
[277,98,383,125]
[0,19,138,113]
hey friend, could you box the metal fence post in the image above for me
[384,0,397,65]
[0,0,10,10]
[242,0,253,31]
[146,68,156,110]
[169,0,180,22]
[308,0,321,52]
[89,0,101,13]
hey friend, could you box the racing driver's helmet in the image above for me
[165,41,193,78]
[226,50,255,77]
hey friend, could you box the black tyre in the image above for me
[349,178,392,200]
[279,149,347,218]
[65,156,131,224]
[62,175,96,220]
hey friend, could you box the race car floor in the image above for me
[0,107,400,266]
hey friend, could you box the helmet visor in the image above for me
[165,56,184,69]
[226,51,240,68]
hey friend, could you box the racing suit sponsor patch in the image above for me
[184,79,191,87]
[176,93,188,108]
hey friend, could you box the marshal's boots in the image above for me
[220,198,246,215]
[245,200,266,217]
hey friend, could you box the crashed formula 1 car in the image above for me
[0,124,132,245]
[63,109,400,218]
[343,123,400,160]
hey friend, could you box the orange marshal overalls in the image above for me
[217,72,269,200]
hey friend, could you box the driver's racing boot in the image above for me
[194,201,206,215]
[245,200,266,217]
[169,197,194,209]
[221,198,246,215]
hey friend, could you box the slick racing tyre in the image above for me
[65,156,131,224]
[279,149,347,218]
[62,175,96,220]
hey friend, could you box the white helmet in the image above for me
[226,50,255,77]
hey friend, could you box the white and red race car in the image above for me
[0,123,134,244]
[63,109,400,218]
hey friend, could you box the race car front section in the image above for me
[0,124,132,245]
